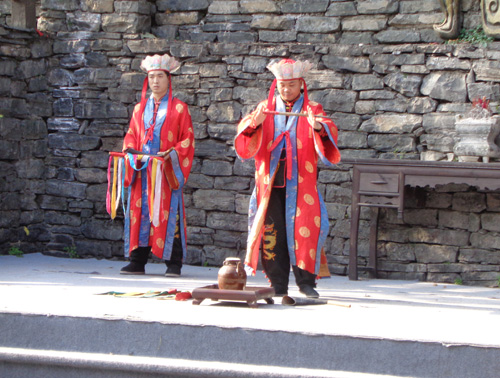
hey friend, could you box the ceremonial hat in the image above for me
[266,58,313,111]
[138,54,181,145]
[267,58,313,80]
[140,53,181,73]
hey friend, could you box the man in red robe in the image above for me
[235,59,341,297]
[119,54,195,276]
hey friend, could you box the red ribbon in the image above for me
[269,130,293,181]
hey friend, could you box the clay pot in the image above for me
[218,257,247,291]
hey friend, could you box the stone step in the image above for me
[1,312,499,378]
[0,347,401,378]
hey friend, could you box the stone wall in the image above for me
[1,0,500,286]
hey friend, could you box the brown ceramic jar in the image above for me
[217,257,247,290]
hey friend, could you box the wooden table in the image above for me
[346,158,500,280]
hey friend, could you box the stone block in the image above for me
[235,193,250,215]
[15,159,45,179]
[74,100,128,119]
[18,59,47,80]
[185,208,207,227]
[342,15,387,31]
[186,226,214,245]
[53,98,74,117]
[470,232,500,250]
[67,11,101,32]
[413,243,458,264]
[114,1,151,14]
[258,30,297,43]
[384,242,416,262]
[360,114,422,133]
[218,32,256,43]
[337,131,368,149]
[367,134,416,152]
[208,1,239,14]
[207,123,236,141]
[45,211,81,227]
[48,133,101,151]
[297,16,340,33]
[199,63,227,78]
[74,168,107,184]
[407,97,438,114]
[250,15,295,30]
[82,0,114,13]
[208,42,249,55]
[408,227,469,247]
[426,56,471,71]
[201,160,233,176]
[81,218,123,241]
[102,14,150,34]
[280,0,329,13]
[47,118,80,133]
[156,12,203,26]
[421,71,467,102]
[214,176,250,191]
[352,74,384,91]
[207,101,242,123]
[202,245,242,266]
[310,89,357,113]
[157,0,209,12]
[186,173,214,189]
[323,55,370,73]
[42,0,79,11]
[357,0,398,14]
[46,179,87,199]
[459,248,500,264]
[472,60,500,83]
[452,192,486,213]
[384,72,422,97]
[206,212,247,232]
[326,2,357,16]
[193,189,235,211]
[240,0,278,13]
[233,86,267,105]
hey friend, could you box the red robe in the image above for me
[122,98,194,260]
[235,97,340,276]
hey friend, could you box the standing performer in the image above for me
[235,59,341,297]
[119,53,195,276]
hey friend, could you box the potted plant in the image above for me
[454,97,500,162]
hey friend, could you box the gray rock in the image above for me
[280,0,329,13]
[102,14,150,34]
[240,0,278,13]
[342,15,387,31]
[258,30,297,43]
[421,71,467,102]
[193,189,235,211]
[297,16,341,33]
[46,179,87,199]
[157,0,209,12]
[323,55,370,73]
[48,133,101,151]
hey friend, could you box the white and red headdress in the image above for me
[266,58,313,109]
[138,54,181,119]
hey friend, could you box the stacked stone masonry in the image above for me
[0,0,499,286]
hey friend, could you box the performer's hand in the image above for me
[307,106,322,131]
[157,148,172,160]
[252,103,267,127]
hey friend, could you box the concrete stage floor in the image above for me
[1,253,500,377]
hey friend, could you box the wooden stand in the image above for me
[192,285,275,308]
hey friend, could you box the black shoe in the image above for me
[120,262,145,275]
[165,265,181,277]
[299,285,319,298]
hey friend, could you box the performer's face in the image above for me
[148,70,170,99]
[277,79,302,102]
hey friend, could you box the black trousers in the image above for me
[261,187,316,292]
[132,219,183,269]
